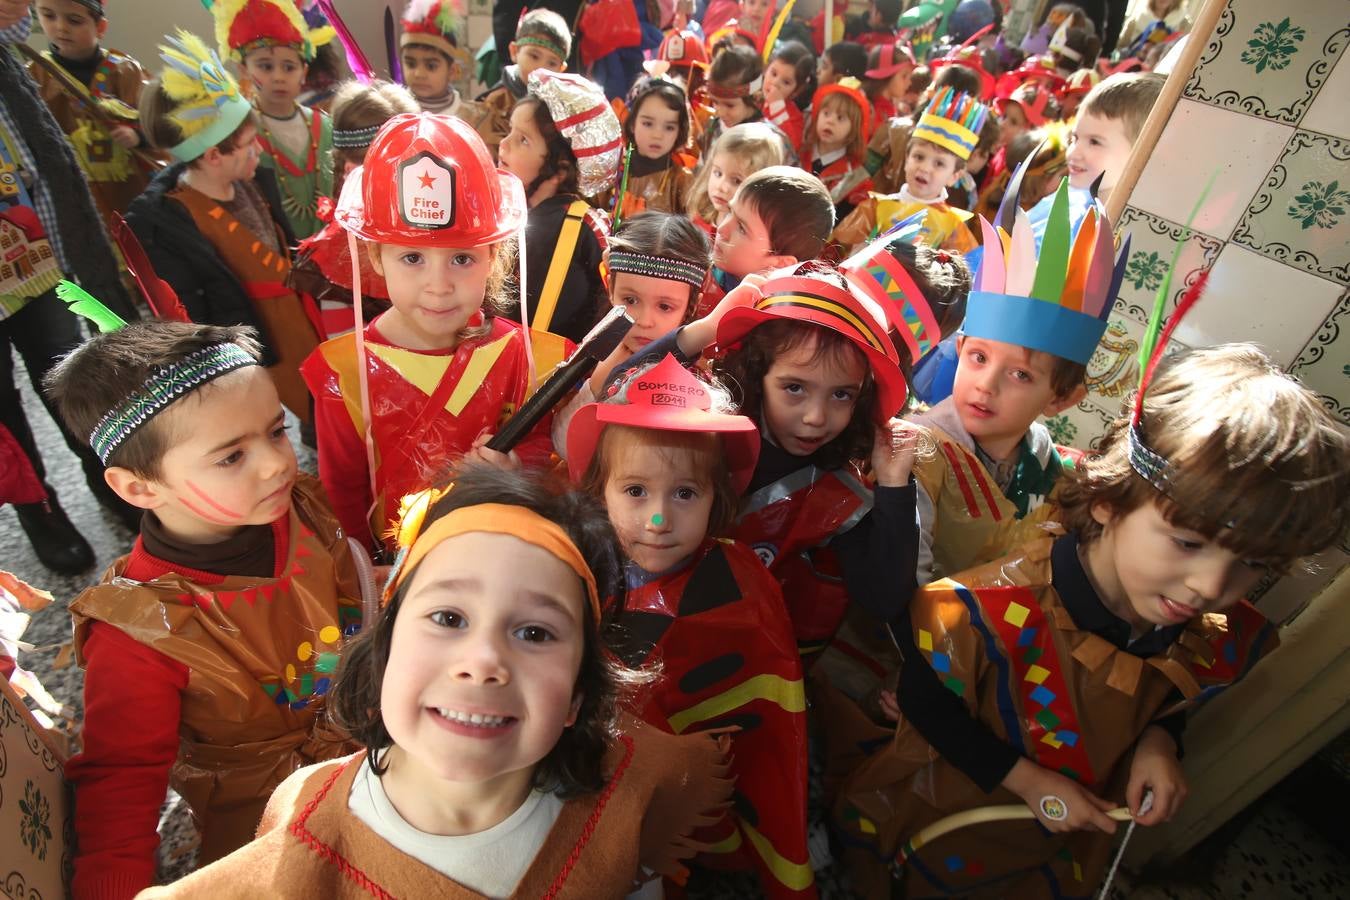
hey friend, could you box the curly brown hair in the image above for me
[1057,344,1350,567]
[329,467,653,797]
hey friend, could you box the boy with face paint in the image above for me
[211,0,336,240]
[46,313,362,898]
[28,0,158,230]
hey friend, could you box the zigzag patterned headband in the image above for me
[89,344,259,464]
[608,251,708,288]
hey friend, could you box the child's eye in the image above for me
[217,450,243,467]
[711,167,723,178]
[783,382,804,395]
[1171,537,1202,552]
[674,486,698,501]
[969,350,986,363]
[1011,370,1032,383]
[658,303,676,313]
[623,484,646,498]
[620,295,638,306]
[514,624,555,642]
[832,389,856,402]
[399,252,423,265]
[453,253,476,266]
[271,424,289,440]
[429,610,465,628]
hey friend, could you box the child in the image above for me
[996,80,1058,150]
[291,79,419,339]
[699,165,835,317]
[862,62,983,198]
[973,122,1068,220]
[130,31,321,426]
[629,260,923,663]
[848,0,903,49]
[1050,21,1101,76]
[498,69,618,342]
[833,87,987,254]
[1029,71,1163,247]
[685,120,785,237]
[761,39,816,149]
[140,466,734,897]
[301,113,552,551]
[818,39,868,85]
[834,340,1350,898]
[605,76,696,219]
[29,0,156,231]
[568,355,814,896]
[801,77,873,218]
[400,0,503,153]
[1058,66,1099,120]
[476,7,570,154]
[699,42,765,155]
[212,0,336,240]
[911,178,1118,584]
[860,40,915,123]
[1120,0,1190,51]
[47,316,362,895]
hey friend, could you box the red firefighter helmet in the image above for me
[335,112,525,247]
[659,29,710,69]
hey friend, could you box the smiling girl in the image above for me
[140,467,734,898]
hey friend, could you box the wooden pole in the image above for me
[1105,0,1228,222]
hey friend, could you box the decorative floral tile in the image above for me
[1042,395,1120,452]
[1130,99,1293,241]
[1301,50,1350,139]
[1287,291,1350,424]
[1177,244,1343,367]
[1183,0,1350,125]
[1231,130,1350,283]
[1113,207,1224,327]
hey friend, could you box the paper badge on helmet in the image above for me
[398,151,456,230]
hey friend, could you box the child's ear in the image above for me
[507,41,519,63]
[1042,384,1086,417]
[566,691,583,727]
[449,60,463,81]
[1089,499,1116,528]
[104,467,168,511]
[761,252,798,272]
[942,164,965,188]
[365,241,386,276]
[97,18,109,38]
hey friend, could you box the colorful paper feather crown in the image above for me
[158,30,255,162]
[963,150,1130,366]
[400,0,469,62]
[913,87,990,162]
[208,0,335,63]
[840,211,945,364]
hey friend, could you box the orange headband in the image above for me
[384,502,602,626]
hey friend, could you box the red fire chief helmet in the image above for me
[567,354,761,494]
[335,112,526,247]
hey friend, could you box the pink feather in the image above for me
[977,217,1004,293]
[317,0,375,84]
[1005,208,1037,296]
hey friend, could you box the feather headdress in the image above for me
[158,30,254,162]
[400,0,469,62]
[209,0,334,63]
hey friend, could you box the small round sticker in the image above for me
[1039,795,1068,821]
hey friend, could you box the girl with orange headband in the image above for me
[143,467,733,898]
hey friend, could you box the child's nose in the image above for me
[452,632,510,685]
[1184,559,1236,606]
[801,399,827,426]
[644,502,673,533]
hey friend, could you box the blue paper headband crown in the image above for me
[963,150,1130,365]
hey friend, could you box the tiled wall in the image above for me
[1042,0,1350,620]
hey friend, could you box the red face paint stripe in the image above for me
[177,494,238,526]
[186,479,245,519]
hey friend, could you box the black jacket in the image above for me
[125,165,296,366]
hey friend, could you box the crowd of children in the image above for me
[4,0,1349,898]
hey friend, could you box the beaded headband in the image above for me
[706,75,763,100]
[516,34,566,60]
[332,124,381,148]
[89,343,259,464]
[608,251,708,288]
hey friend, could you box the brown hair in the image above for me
[715,263,877,469]
[330,466,652,797]
[606,211,710,318]
[766,39,818,106]
[329,79,419,196]
[44,321,261,479]
[512,95,580,197]
[686,121,785,223]
[517,8,572,59]
[736,165,835,263]
[708,43,763,112]
[803,90,867,164]
[1057,344,1350,565]
[888,243,971,373]
[1080,72,1165,144]
[139,79,257,166]
[623,77,691,156]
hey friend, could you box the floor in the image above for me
[5,370,1349,898]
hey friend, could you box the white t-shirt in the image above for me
[348,756,564,898]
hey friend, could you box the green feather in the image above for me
[1030,179,1071,304]
[1136,172,1217,372]
[56,280,128,334]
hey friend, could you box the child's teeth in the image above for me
[437,708,508,727]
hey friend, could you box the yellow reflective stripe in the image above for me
[666,673,806,734]
[759,294,886,353]
[534,200,589,332]
[704,829,743,855]
[741,819,815,891]
[445,332,514,416]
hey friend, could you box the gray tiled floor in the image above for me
[6,367,1348,897]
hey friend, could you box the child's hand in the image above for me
[110,126,139,149]
[871,418,924,487]
[878,689,900,722]
[677,274,766,358]
[1125,726,1187,826]
[1001,758,1119,834]
[462,433,521,471]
